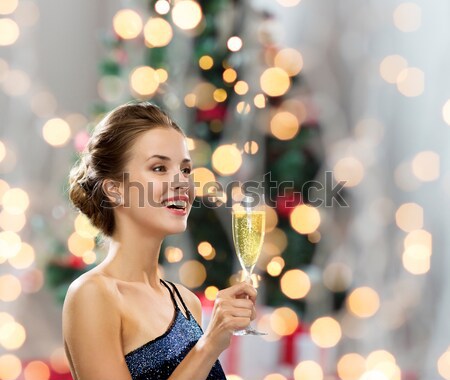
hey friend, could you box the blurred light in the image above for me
[293,360,323,380]
[24,361,50,380]
[193,82,216,110]
[81,251,96,265]
[67,232,95,257]
[113,9,143,39]
[50,347,70,374]
[347,287,380,318]
[3,69,30,96]
[308,231,321,243]
[438,350,450,380]
[379,55,408,84]
[0,141,5,163]
[213,88,227,102]
[264,374,287,380]
[290,204,320,234]
[0,18,19,46]
[267,257,285,276]
[227,36,242,52]
[20,268,44,294]
[164,246,183,263]
[2,187,29,215]
[144,17,173,47]
[280,269,310,299]
[31,91,58,118]
[394,161,420,192]
[265,206,278,232]
[0,354,22,380]
[412,151,440,182]
[323,262,352,292]
[310,316,341,348]
[74,214,99,239]
[191,167,217,197]
[393,3,421,32]
[0,0,18,15]
[236,101,251,114]
[260,67,290,97]
[226,376,243,380]
[254,94,266,108]
[234,80,249,95]
[155,0,170,15]
[270,111,299,140]
[14,0,40,27]
[223,68,237,83]
[269,307,299,336]
[9,242,35,269]
[404,229,432,251]
[172,1,202,30]
[0,210,26,232]
[0,321,26,350]
[244,140,259,155]
[212,144,242,176]
[395,203,423,232]
[443,99,450,126]
[280,99,307,124]
[42,118,71,147]
[199,55,213,70]
[0,275,21,302]
[264,228,288,255]
[402,245,430,275]
[156,68,168,83]
[130,66,159,97]
[359,371,389,380]
[366,350,396,369]
[179,260,206,288]
[333,157,365,187]
[98,75,125,103]
[396,67,424,97]
[205,286,219,301]
[337,353,366,380]
[274,48,303,76]
[184,93,196,107]
[197,241,216,260]
[0,231,21,259]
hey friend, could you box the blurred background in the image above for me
[0,0,449,379]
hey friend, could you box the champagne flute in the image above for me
[231,188,267,336]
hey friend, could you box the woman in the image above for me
[63,102,257,380]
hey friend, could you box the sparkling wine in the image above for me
[232,210,266,270]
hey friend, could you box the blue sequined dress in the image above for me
[124,279,227,380]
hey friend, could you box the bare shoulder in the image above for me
[172,282,203,326]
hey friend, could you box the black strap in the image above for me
[160,279,178,310]
[164,280,191,320]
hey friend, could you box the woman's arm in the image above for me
[168,282,257,380]
[62,276,133,380]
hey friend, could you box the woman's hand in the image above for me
[200,282,257,356]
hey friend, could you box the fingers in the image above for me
[218,282,257,303]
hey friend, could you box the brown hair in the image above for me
[68,101,184,236]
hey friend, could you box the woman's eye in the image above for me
[153,166,166,172]
[182,167,192,175]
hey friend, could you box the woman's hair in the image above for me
[68,101,184,237]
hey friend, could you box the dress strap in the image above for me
[159,279,178,310]
[164,280,191,319]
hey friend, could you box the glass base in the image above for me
[233,326,268,336]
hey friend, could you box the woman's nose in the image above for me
[170,172,190,190]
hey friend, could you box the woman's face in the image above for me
[115,127,194,237]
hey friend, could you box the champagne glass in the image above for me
[231,187,267,336]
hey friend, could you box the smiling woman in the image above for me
[63,101,258,380]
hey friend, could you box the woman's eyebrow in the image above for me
[146,154,191,163]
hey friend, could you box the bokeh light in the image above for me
[155,0,170,15]
[0,320,26,350]
[74,213,99,239]
[199,55,214,70]
[290,204,321,234]
[270,111,299,140]
[130,66,160,97]
[438,349,450,380]
[260,67,290,97]
[323,262,352,292]
[234,80,249,95]
[2,187,29,214]
[347,287,380,318]
[113,9,143,39]
[337,353,366,380]
[227,36,243,52]
[165,246,183,263]
[8,242,35,269]
[223,68,237,83]
[50,347,70,374]
[0,141,5,162]
[0,18,20,46]
[144,17,173,47]
[393,3,421,32]
[179,260,206,288]
[293,360,323,380]
[0,274,21,302]
[442,99,450,126]
[236,101,251,114]
[0,354,22,380]
[264,374,287,380]
[211,144,242,176]
[42,118,71,147]
[280,269,311,299]
[205,286,219,301]
[0,231,22,259]
[379,55,408,84]
[274,48,303,76]
[244,140,259,154]
[411,151,440,182]
[270,307,299,336]
[193,82,217,110]
[396,67,424,97]
[267,257,285,276]
[402,245,430,275]
[213,88,227,102]
[254,94,266,108]
[333,156,365,187]
[0,0,18,15]
[172,1,202,30]
[310,316,342,348]
[24,361,51,380]
[395,202,423,232]
[3,69,30,96]
[67,232,95,257]
[191,167,217,197]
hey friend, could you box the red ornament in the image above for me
[67,255,86,270]
[196,104,227,122]
[276,190,302,218]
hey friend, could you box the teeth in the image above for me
[163,200,187,208]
